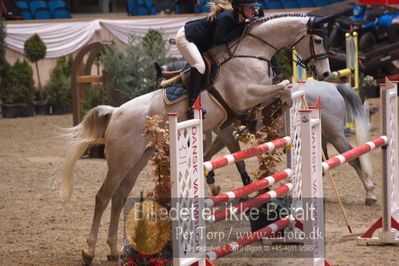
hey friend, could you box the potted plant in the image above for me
[24,33,48,115]
[360,74,379,99]
[45,55,73,115]
[0,60,35,118]
[0,19,6,90]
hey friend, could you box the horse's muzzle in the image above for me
[321,71,330,80]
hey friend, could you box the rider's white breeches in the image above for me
[176,26,206,74]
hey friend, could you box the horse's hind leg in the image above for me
[329,135,376,206]
[322,137,329,160]
[82,145,146,265]
[205,128,251,196]
[204,133,225,196]
[82,167,129,265]
[106,148,153,260]
[218,131,251,186]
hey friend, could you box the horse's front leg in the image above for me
[203,133,224,196]
[245,84,291,110]
[214,125,252,185]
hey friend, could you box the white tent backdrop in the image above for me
[5,17,199,58]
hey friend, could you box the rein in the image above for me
[220,25,274,75]
[219,22,329,73]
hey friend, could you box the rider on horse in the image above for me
[176,0,261,118]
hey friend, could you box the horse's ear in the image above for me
[315,16,334,25]
[308,16,334,29]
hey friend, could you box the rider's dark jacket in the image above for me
[184,10,246,52]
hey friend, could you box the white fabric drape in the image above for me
[101,17,197,57]
[5,17,200,58]
[6,21,102,58]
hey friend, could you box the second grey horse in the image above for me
[205,80,376,205]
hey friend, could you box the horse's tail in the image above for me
[59,105,115,200]
[336,84,373,177]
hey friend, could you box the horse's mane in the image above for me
[249,13,308,27]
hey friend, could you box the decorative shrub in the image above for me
[0,19,6,85]
[0,60,35,104]
[24,33,47,101]
[273,48,293,80]
[142,29,169,64]
[24,34,46,63]
[142,115,171,209]
[100,30,173,107]
[45,55,73,105]
[100,42,135,106]
[80,85,102,118]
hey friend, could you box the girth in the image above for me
[207,86,245,129]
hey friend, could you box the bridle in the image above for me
[220,18,329,73]
[299,27,329,68]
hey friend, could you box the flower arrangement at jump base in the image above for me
[120,254,170,266]
[142,115,171,209]
[234,102,285,232]
[234,115,283,191]
[119,115,172,266]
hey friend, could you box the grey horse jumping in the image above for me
[59,15,331,264]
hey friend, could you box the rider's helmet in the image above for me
[353,6,365,17]
[232,0,262,8]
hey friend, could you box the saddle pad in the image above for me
[162,81,188,105]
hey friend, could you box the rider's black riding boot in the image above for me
[187,68,204,119]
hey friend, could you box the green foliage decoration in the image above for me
[100,30,173,107]
[142,29,168,63]
[0,19,7,82]
[24,33,47,101]
[45,55,74,105]
[142,115,171,209]
[100,42,135,106]
[24,33,46,63]
[273,48,293,80]
[0,59,35,104]
[81,85,102,118]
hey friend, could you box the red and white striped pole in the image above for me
[203,136,292,172]
[206,216,294,260]
[322,136,388,172]
[208,183,293,222]
[205,169,292,208]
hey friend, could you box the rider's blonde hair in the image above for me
[207,0,233,21]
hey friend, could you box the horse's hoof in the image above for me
[107,254,119,261]
[365,198,377,206]
[82,250,94,266]
[212,186,221,196]
[239,196,250,203]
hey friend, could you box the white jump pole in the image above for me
[168,98,207,266]
[299,103,327,266]
[357,78,399,245]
